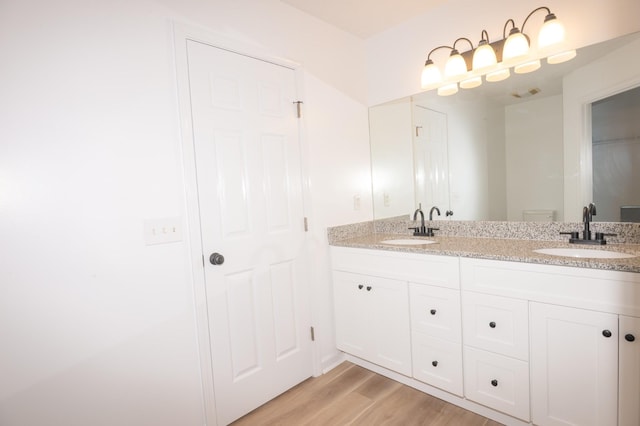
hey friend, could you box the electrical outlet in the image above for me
[353,195,361,211]
[383,193,390,207]
[144,217,182,245]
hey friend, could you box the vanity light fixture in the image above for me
[420,6,576,95]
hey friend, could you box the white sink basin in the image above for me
[534,248,637,259]
[381,239,437,246]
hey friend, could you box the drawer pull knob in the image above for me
[430,309,437,315]
[602,329,612,338]
[358,284,363,290]
[491,379,498,387]
[366,286,372,291]
[489,321,496,328]
[432,360,438,367]
[625,333,635,342]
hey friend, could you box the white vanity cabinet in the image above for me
[461,257,640,426]
[330,246,461,384]
[332,270,411,375]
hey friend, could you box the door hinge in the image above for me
[304,217,308,232]
[310,326,315,341]
[293,100,303,118]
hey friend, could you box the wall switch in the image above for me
[144,217,182,245]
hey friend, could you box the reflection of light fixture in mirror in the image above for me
[419,6,575,95]
[437,83,459,96]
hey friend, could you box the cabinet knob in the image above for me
[489,321,496,328]
[432,360,438,367]
[358,284,363,290]
[625,333,636,342]
[602,329,612,338]
[491,379,498,387]
[430,309,437,315]
[366,286,372,291]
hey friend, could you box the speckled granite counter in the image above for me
[330,233,640,273]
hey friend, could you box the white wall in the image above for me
[505,95,564,221]
[0,0,370,424]
[366,0,640,106]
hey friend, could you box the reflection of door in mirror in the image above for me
[592,85,640,222]
[412,105,450,213]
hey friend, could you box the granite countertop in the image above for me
[330,233,640,273]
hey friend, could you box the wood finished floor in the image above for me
[231,361,503,425]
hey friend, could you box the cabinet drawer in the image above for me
[410,284,461,342]
[462,292,529,360]
[412,333,463,396]
[330,246,460,289]
[463,347,530,422]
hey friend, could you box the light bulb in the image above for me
[503,29,530,63]
[538,13,565,50]
[472,42,497,72]
[421,59,443,89]
[444,50,467,79]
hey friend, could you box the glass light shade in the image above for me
[514,59,541,74]
[503,30,530,63]
[538,14,566,50]
[421,60,443,89]
[437,83,458,96]
[472,42,497,72]
[460,76,482,89]
[547,49,577,64]
[444,52,467,79]
[486,68,510,82]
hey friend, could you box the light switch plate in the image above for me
[144,217,182,245]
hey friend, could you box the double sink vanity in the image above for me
[328,218,640,426]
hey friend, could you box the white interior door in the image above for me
[186,40,312,425]
[413,105,450,211]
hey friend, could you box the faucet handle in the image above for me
[560,231,579,239]
[595,232,617,241]
[446,210,454,217]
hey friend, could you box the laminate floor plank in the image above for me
[231,362,504,426]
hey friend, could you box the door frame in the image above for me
[171,21,317,425]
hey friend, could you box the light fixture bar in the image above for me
[420,6,576,95]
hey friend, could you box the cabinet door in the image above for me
[619,315,640,426]
[332,271,411,376]
[332,271,371,359]
[368,275,411,376]
[530,302,618,426]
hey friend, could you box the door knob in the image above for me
[209,253,225,265]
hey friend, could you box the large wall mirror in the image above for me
[369,31,640,223]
